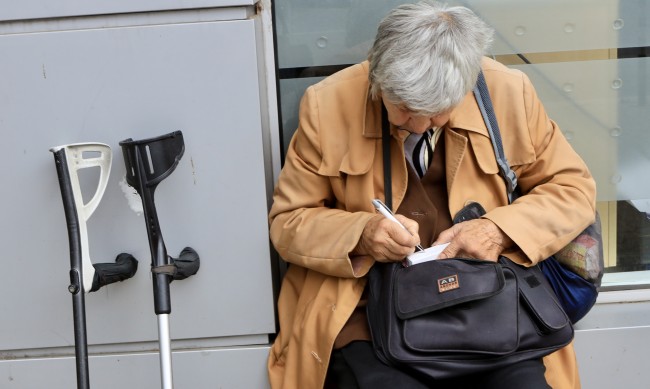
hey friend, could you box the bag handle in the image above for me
[472,71,518,203]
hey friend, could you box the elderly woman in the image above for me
[268,1,596,388]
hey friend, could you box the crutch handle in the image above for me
[170,247,200,281]
[150,247,200,281]
[90,253,139,292]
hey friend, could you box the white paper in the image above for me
[405,243,450,266]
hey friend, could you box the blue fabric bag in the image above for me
[539,256,598,323]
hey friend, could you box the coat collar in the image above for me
[359,61,382,139]
[447,91,490,137]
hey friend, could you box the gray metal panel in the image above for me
[0,346,271,388]
[0,0,256,22]
[575,293,650,388]
[0,17,275,352]
[575,326,650,388]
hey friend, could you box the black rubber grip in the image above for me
[171,247,200,281]
[90,253,138,292]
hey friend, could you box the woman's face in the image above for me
[382,98,452,134]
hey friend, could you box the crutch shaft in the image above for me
[158,314,174,389]
[71,270,90,389]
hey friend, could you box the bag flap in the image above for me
[500,258,570,332]
[394,259,505,320]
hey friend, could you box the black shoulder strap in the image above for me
[381,104,393,210]
[472,71,518,203]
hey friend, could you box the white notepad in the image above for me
[405,243,450,266]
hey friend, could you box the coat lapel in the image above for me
[444,90,498,215]
[444,129,469,214]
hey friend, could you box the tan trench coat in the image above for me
[268,58,596,389]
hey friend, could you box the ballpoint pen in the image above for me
[372,199,425,252]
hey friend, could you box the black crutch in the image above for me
[50,143,138,389]
[119,131,200,389]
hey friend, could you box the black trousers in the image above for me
[325,341,551,389]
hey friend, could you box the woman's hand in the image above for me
[353,214,421,262]
[434,219,513,262]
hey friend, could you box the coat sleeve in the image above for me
[268,86,375,278]
[483,71,597,264]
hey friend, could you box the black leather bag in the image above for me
[366,257,574,379]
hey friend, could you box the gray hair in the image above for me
[368,1,494,116]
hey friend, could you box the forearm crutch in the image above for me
[119,131,200,389]
[50,143,138,389]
